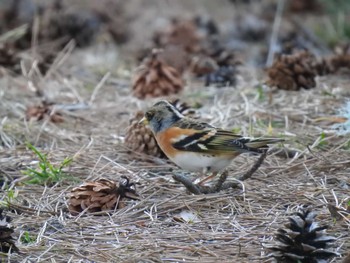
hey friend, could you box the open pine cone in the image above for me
[329,44,350,73]
[306,44,350,76]
[153,18,201,54]
[267,51,317,91]
[124,111,165,158]
[132,49,184,99]
[0,43,21,74]
[267,209,338,263]
[191,40,240,87]
[124,99,199,158]
[0,209,19,254]
[25,101,64,123]
[68,177,139,215]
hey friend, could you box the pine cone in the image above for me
[267,51,317,90]
[329,44,350,73]
[68,177,139,215]
[158,45,189,74]
[44,9,100,48]
[288,0,323,13]
[192,40,240,87]
[25,101,64,123]
[193,15,219,37]
[0,43,21,74]
[132,49,184,99]
[312,57,333,76]
[343,253,350,263]
[92,0,129,44]
[302,44,350,76]
[153,18,201,54]
[124,99,200,158]
[0,209,18,254]
[124,111,165,158]
[190,55,219,77]
[267,209,338,263]
[204,66,238,87]
[137,45,189,74]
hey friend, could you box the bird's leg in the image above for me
[196,167,218,186]
[197,172,217,186]
[173,152,268,194]
[219,151,268,191]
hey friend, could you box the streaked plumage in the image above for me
[141,100,283,174]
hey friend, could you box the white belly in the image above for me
[170,152,233,172]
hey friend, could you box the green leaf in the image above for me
[23,142,74,185]
[21,231,35,244]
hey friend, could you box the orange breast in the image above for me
[155,127,195,158]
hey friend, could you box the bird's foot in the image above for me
[173,171,238,194]
[172,151,267,195]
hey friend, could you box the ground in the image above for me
[0,1,349,262]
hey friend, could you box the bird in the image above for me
[139,100,283,184]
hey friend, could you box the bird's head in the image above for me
[139,100,183,133]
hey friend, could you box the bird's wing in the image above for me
[172,124,282,154]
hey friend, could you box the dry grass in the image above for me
[1,49,349,262]
[1,1,350,262]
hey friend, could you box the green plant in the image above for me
[0,188,18,208]
[23,143,74,185]
[315,0,350,46]
[20,231,35,244]
[343,140,350,150]
[317,131,327,148]
[256,84,265,101]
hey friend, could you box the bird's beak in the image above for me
[138,116,148,125]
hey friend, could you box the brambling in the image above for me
[140,100,283,183]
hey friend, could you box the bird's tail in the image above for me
[245,138,284,153]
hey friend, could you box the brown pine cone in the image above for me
[132,49,184,99]
[190,55,219,77]
[0,209,19,254]
[158,45,189,74]
[124,99,200,158]
[267,51,317,91]
[153,18,201,54]
[68,177,139,215]
[190,52,239,87]
[25,101,64,123]
[329,44,350,72]
[288,0,323,13]
[308,44,350,76]
[0,43,21,74]
[191,38,241,87]
[124,111,165,158]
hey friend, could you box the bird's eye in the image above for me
[145,111,154,120]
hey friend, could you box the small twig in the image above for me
[306,145,332,164]
[0,24,28,43]
[0,168,13,181]
[269,148,301,159]
[7,203,59,216]
[239,151,267,181]
[220,178,245,192]
[195,171,230,194]
[211,171,229,193]
[172,173,202,195]
[266,0,286,67]
[89,72,111,105]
